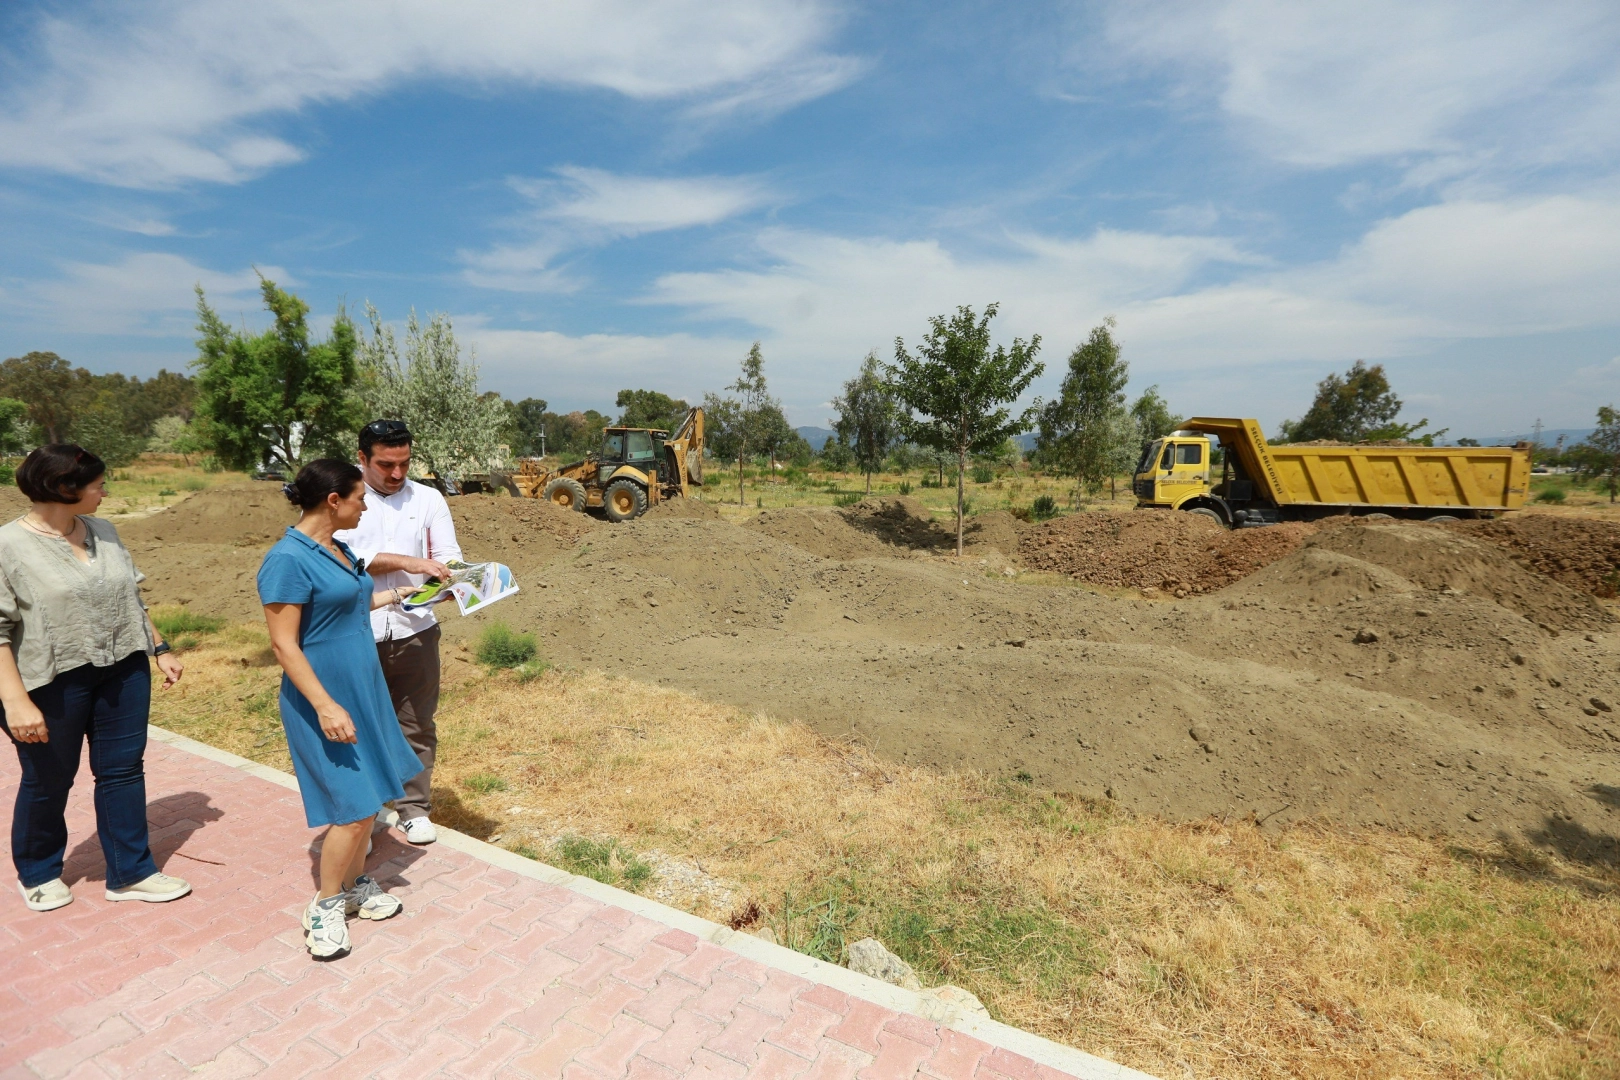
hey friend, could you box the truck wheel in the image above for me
[542,477,587,512]
[604,479,648,522]
[1425,514,1459,523]
[1185,506,1226,528]
[1364,512,1394,520]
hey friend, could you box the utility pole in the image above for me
[540,425,546,459]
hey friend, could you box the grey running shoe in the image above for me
[346,874,402,921]
[303,893,350,960]
[105,872,191,903]
[18,878,73,911]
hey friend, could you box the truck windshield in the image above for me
[626,431,656,461]
[1136,441,1162,475]
[601,432,625,460]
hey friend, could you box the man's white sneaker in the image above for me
[105,872,191,903]
[346,875,402,921]
[400,817,437,845]
[18,878,73,911]
[304,894,350,960]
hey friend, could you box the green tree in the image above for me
[700,392,744,467]
[832,351,903,493]
[0,398,29,456]
[1276,360,1444,444]
[358,305,509,480]
[507,397,549,456]
[1129,385,1181,441]
[0,351,78,443]
[1572,406,1620,502]
[710,342,781,505]
[193,277,362,471]
[1035,319,1130,497]
[888,303,1044,555]
[615,389,689,432]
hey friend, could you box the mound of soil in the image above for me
[1019,511,1316,595]
[1449,513,1620,598]
[122,482,295,546]
[125,484,1620,863]
[1304,520,1610,630]
[645,497,721,520]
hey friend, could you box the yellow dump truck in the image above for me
[1132,417,1531,527]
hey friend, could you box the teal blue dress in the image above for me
[256,528,423,827]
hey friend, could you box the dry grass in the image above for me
[153,627,1620,1080]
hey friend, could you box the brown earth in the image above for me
[1019,509,1318,595]
[1448,514,1620,597]
[104,486,1620,865]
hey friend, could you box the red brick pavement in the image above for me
[0,730,1152,1080]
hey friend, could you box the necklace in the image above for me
[22,514,79,540]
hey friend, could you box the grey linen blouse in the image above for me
[0,515,153,691]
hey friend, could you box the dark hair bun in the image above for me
[284,459,363,511]
[16,444,106,505]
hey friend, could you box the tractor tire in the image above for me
[1185,506,1226,528]
[1425,514,1460,523]
[604,479,648,522]
[542,476,588,513]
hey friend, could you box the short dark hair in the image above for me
[359,418,412,457]
[16,444,106,504]
[283,459,363,511]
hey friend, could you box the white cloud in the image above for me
[461,326,750,409]
[1097,0,1620,174]
[8,253,285,335]
[0,0,855,187]
[460,167,777,291]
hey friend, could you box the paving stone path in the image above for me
[1,729,1152,1080]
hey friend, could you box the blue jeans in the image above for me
[3,651,157,889]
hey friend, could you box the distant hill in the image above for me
[1444,428,1592,447]
[796,426,836,450]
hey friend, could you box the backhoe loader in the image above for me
[509,406,705,522]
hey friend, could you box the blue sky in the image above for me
[2,0,1619,440]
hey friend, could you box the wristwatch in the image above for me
[153,641,172,656]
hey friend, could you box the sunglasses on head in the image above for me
[363,419,410,438]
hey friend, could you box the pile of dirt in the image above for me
[1449,513,1620,598]
[644,497,722,520]
[1019,511,1316,595]
[122,482,295,546]
[1301,520,1611,630]
[123,484,1620,863]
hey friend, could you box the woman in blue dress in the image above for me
[258,459,424,961]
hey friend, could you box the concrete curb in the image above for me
[148,725,1158,1080]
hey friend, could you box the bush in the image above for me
[972,464,995,484]
[834,493,862,507]
[898,481,912,495]
[1534,487,1567,504]
[1031,494,1058,521]
[0,462,13,485]
[151,608,225,639]
[476,622,537,668]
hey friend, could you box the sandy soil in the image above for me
[111,485,1620,865]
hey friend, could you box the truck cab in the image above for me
[1133,434,1219,513]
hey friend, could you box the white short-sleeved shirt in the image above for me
[334,479,462,642]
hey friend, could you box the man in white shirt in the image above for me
[334,419,461,845]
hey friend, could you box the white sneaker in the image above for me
[304,894,351,960]
[400,817,437,845]
[18,878,73,912]
[346,874,402,921]
[105,872,191,903]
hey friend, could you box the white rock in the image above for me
[920,984,990,1018]
[846,937,922,990]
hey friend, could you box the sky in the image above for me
[2,0,1619,441]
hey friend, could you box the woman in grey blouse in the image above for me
[0,444,190,912]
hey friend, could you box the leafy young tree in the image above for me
[1573,406,1620,502]
[701,392,744,466]
[1129,385,1181,441]
[194,278,362,471]
[832,351,903,493]
[818,437,853,472]
[0,398,29,456]
[1036,319,1130,498]
[506,397,549,456]
[716,342,781,505]
[0,352,79,443]
[615,389,689,432]
[752,402,799,470]
[358,305,509,480]
[888,303,1044,555]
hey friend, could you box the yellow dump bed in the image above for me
[1184,418,1530,513]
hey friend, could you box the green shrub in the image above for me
[476,622,537,668]
[834,493,862,507]
[1534,487,1567,504]
[898,481,912,495]
[972,464,995,484]
[151,608,225,639]
[0,463,15,485]
[158,488,177,497]
[1031,494,1058,521]
[553,834,654,891]
[462,773,508,794]
[181,475,209,491]
[515,659,550,683]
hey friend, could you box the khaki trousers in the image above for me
[376,624,441,821]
